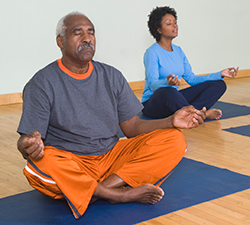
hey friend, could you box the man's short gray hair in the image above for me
[56,11,86,39]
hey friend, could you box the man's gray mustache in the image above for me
[78,43,95,52]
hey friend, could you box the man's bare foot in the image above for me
[206,108,222,120]
[90,174,128,204]
[89,185,128,204]
[113,183,164,205]
[94,183,164,205]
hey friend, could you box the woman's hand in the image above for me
[167,74,181,86]
[221,67,239,78]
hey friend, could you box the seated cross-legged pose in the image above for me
[141,6,239,119]
[17,11,206,219]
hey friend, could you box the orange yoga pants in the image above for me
[23,128,187,219]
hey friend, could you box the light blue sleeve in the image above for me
[144,49,171,92]
[182,51,223,85]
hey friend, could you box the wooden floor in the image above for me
[0,76,250,224]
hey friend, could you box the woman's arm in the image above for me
[144,49,171,92]
[182,50,238,85]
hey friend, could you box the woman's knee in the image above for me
[212,80,227,93]
[219,80,227,93]
[142,87,179,118]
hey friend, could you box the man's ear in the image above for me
[56,36,64,49]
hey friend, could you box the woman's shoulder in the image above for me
[172,43,183,52]
[146,43,183,52]
[145,42,159,52]
[144,43,158,59]
[172,44,186,57]
[145,43,164,56]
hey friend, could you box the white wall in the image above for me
[1,0,249,95]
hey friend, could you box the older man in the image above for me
[17,12,206,219]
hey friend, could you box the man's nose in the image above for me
[81,32,91,43]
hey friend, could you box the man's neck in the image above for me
[61,57,89,74]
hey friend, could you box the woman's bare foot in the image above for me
[94,183,164,205]
[206,108,222,120]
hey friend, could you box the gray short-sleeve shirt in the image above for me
[17,60,143,155]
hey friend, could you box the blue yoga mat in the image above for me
[209,101,250,120]
[223,124,250,137]
[1,158,250,225]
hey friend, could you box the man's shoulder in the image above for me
[34,60,61,78]
[26,60,59,88]
[91,60,129,89]
[92,60,123,78]
[37,60,59,74]
[92,60,120,71]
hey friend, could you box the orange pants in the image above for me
[24,128,187,218]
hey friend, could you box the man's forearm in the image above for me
[127,115,175,137]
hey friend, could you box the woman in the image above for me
[141,6,238,119]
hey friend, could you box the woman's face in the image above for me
[157,13,178,41]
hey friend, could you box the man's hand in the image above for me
[172,105,206,129]
[167,74,181,86]
[120,106,206,138]
[221,67,239,78]
[17,130,44,160]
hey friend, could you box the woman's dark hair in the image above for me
[148,6,177,42]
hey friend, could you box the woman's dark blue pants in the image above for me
[142,80,227,119]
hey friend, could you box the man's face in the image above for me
[58,15,96,64]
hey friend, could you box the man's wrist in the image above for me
[164,114,175,129]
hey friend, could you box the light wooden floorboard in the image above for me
[139,77,250,225]
[0,77,250,224]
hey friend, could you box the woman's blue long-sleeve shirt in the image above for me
[141,43,223,103]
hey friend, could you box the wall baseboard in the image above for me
[1,69,249,106]
[0,93,23,106]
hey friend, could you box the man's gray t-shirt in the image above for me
[17,60,143,155]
